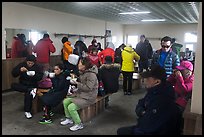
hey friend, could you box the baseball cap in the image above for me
[141,65,167,81]
[176,61,193,71]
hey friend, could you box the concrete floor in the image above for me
[2,87,146,135]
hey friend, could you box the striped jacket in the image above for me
[152,48,180,77]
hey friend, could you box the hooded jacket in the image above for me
[167,73,194,108]
[98,42,115,64]
[71,65,98,108]
[121,46,140,72]
[99,63,121,93]
[33,38,56,63]
[62,41,73,61]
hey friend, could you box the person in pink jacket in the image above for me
[167,60,194,112]
[33,34,56,71]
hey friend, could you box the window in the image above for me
[29,31,43,45]
[127,35,138,49]
[184,32,197,51]
[112,36,117,45]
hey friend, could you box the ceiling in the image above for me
[19,2,200,24]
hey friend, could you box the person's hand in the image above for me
[175,70,182,77]
[70,79,78,84]
[20,67,28,72]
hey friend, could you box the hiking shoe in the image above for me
[70,123,83,131]
[60,118,73,125]
[39,117,52,124]
[25,112,32,119]
[30,88,37,98]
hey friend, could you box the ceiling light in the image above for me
[141,19,166,22]
[119,11,150,15]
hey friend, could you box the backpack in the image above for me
[38,77,52,89]
[98,81,105,96]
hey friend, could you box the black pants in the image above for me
[11,83,34,112]
[138,60,149,73]
[122,71,133,93]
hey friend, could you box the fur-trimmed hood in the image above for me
[100,63,121,70]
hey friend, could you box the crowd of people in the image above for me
[10,34,194,134]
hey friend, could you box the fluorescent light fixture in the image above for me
[141,19,166,22]
[119,11,150,15]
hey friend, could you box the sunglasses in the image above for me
[162,45,170,48]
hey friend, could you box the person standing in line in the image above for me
[98,42,115,65]
[60,57,98,131]
[171,38,183,58]
[135,35,153,73]
[87,38,98,54]
[73,37,88,59]
[61,36,73,70]
[121,45,140,95]
[114,43,126,65]
[88,47,100,68]
[11,34,27,58]
[152,36,180,77]
[11,55,43,119]
[33,33,56,72]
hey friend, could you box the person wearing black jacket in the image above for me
[98,56,121,107]
[135,35,153,73]
[117,65,183,135]
[11,55,43,119]
[39,63,70,124]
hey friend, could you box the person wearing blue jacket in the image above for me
[117,65,183,135]
[152,36,180,77]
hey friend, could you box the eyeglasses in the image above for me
[162,45,170,48]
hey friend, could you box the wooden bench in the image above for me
[32,88,49,114]
[32,88,112,123]
[79,93,112,123]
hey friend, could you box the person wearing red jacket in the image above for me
[167,60,194,112]
[88,47,100,68]
[98,42,115,64]
[11,34,26,58]
[33,34,56,71]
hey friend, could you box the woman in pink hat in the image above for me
[167,60,194,112]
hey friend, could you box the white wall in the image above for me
[124,24,198,51]
[191,2,202,114]
[2,2,123,59]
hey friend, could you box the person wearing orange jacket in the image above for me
[61,37,73,70]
